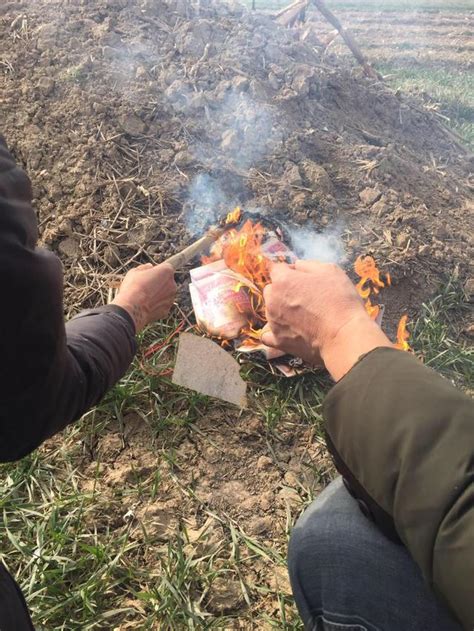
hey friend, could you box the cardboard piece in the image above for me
[172,332,247,408]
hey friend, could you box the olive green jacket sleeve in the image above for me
[323,347,473,630]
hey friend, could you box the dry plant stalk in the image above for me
[310,0,381,80]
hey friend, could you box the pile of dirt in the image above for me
[1,0,472,324]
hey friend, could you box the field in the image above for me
[0,0,473,629]
[329,0,473,147]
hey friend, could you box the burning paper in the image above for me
[189,213,410,378]
[190,216,300,375]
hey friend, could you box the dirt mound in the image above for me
[1,0,472,323]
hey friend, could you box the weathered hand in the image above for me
[112,263,177,333]
[261,260,392,380]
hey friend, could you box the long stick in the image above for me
[311,0,381,80]
[164,226,225,270]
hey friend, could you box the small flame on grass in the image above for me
[354,255,411,351]
[395,315,411,351]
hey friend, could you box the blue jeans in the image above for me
[288,478,461,631]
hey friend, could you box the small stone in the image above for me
[58,237,81,259]
[418,244,430,256]
[207,577,244,614]
[119,112,147,136]
[221,129,239,152]
[256,455,273,471]
[37,76,55,96]
[359,187,382,206]
[232,75,249,92]
[396,231,410,248]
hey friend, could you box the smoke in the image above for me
[184,174,236,236]
[182,89,283,234]
[210,91,282,171]
[285,223,346,265]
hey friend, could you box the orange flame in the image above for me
[395,315,411,351]
[354,255,387,298]
[354,255,411,351]
[225,206,242,225]
[202,218,271,341]
[364,298,380,321]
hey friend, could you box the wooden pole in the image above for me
[310,0,381,80]
[164,226,225,270]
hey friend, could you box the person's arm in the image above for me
[262,261,474,630]
[0,136,176,461]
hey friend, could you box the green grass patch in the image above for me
[410,280,473,388]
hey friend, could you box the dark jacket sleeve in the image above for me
[0,135,137,461]
[323,347,474,629]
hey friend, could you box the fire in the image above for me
[201,218,272,342]
[354,255,386,319]
[225,206,242,225]
[354,255,387,299]
[354,255,411,351]
[364,298,380,321]
[200,220,413,355]
[222,220,270,290]
[395,315,411,351]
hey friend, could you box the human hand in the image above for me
[111,263,177,333]
[261,260,392,381]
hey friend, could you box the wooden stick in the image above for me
[274,0,308,19]
[276,1,308,28]
[310,0,381,80]
[164,226,225,270]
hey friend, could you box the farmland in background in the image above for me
[248,0,474,146]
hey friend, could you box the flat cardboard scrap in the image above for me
[173,332,247,408]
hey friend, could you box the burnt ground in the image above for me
[0,0,473,628]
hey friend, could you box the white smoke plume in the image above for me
[285,223,346,265]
